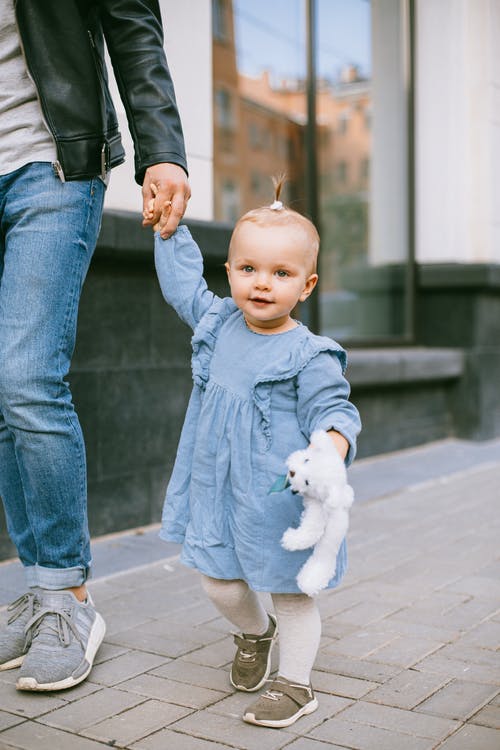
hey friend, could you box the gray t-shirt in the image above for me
[0,1,56,176]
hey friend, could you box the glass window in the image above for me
[317,0,412,342]
[212,0,308,222]
[213,0,413,343]
[212,0,229,42]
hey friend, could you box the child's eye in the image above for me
[275,269,289,278]
[242,265,254,273]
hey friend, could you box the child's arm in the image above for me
[296,351,361,466]
[328,430,349,461]
[151,196,218,331]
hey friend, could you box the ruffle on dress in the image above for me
[252,333,347,447]
[190,297,238,388]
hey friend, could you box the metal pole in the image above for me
[303,0,319,332]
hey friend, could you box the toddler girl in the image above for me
[151,180,361,728]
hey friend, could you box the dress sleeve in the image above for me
[296,351,362,465]
[154,225,218,331]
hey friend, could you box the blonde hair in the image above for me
[228,176,320,273]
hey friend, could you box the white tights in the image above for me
[201,575,321,685]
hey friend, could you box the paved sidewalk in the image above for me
[1,441,499,749]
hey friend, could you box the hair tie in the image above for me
[270,200,283,211]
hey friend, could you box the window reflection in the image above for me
[213,0,411,342]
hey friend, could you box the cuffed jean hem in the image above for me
[24,563,92,589]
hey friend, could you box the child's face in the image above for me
[225,223,318,334]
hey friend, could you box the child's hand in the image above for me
[143,184,172,233]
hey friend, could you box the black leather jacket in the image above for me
[14,0,187,184]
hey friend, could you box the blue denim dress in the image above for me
[155,226,361,593]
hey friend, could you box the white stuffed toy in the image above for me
[281,429,354,596]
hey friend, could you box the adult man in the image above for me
[0,0,190,691]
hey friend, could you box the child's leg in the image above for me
[242,593,320,727]
[271,593,321,685]
[201,575,277,692]
[200,575,269,635]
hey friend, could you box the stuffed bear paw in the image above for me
[281,526,318,551]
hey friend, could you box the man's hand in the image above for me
[142,163,190,238]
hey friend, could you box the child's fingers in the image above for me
[153,199,172,232]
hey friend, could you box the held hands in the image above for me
[142,163,191,238]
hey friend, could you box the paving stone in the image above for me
[0,721,108,750]
[105,625,205,658]
[151,657,232,693]
[415,680,500,720]
[322,629,397,659]
[170,710,292,750]
[56,680,102,703]
[365,635,444,668]
[459,620,500,650]
[439,598,500,630]
[0,680,65,718]
[365,669,451,709]
[118,672,226,708]
[132,728,233,750]
[0,710,24,731]
[339,700,459,740]
[332,600,403,627]
[83,699,192,746]
[321,619,359,641]
[89,650,168,686]
[92,642,130,665]
[182,637,234,668]
[310,717,433,750]
[311,669,377,699]
[443,575,500,600]
[317,651,402,683]
[282,740,348,750]
[470,704,500,729]
[438,643,500,669]
[414,652,500,685]
[378,614,460,643]
[437,723,500,750]
[37,687,144,731]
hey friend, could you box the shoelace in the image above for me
[7,591,37,626]
[262,689,284,701]
[23,606,83,650]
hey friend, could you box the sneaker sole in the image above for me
[230,615,278,693]
[243,697,319,728]
[0,654,25,671]
[16,613,106,692]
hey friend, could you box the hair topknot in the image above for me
[228,176,320,271]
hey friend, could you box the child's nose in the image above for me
[255,272,271,289]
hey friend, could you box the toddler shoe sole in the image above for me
[243,697,318,728]
[16,613,106,692]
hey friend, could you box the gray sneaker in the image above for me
[0,590,40,671]
[16,589,106,691]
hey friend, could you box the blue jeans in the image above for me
[0,162,105,589]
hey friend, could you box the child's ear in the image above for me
[299,273,318,302]
[224,261,230,279]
